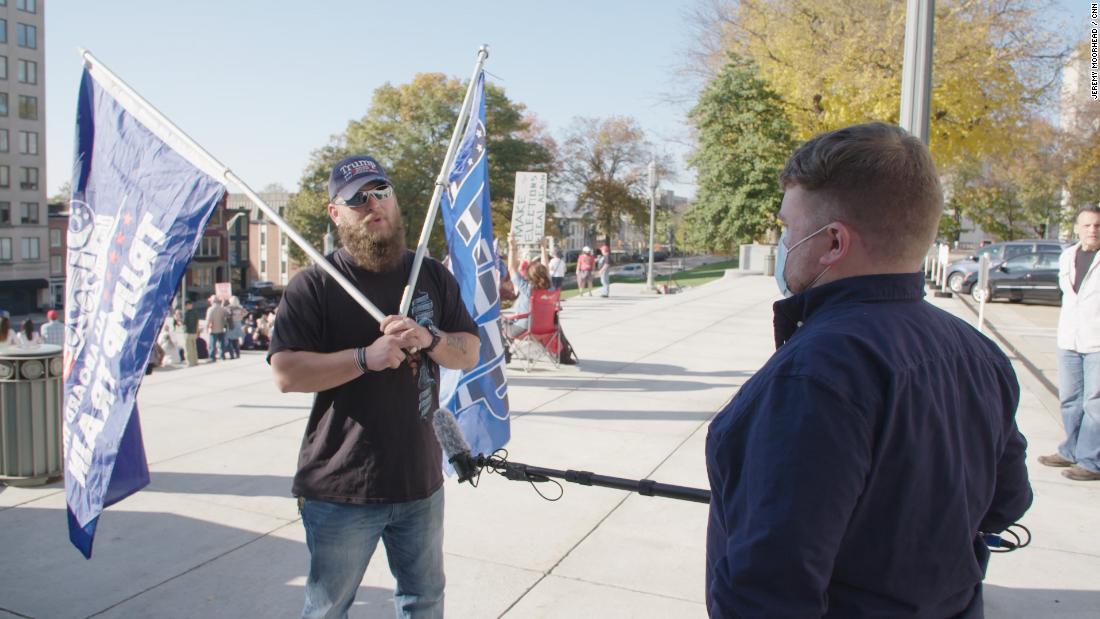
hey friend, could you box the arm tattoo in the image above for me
[445,333,469,355]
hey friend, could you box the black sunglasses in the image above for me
[335,184,393,207]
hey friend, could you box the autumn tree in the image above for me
[1060,44,1100,219]
[1063,130,1100,216]
[285,73,555,261]
[947,119,1065,240]
[688,0,1067,169]
[685,54,794,250]
[558,116,666,246]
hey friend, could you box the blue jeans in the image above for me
[301,488,445,619]
[209,332,226,362]
[600,270,610,296]
[1057,348,1100,473]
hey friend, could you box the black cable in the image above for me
[479,449,563,501]
[983,522,1031,553]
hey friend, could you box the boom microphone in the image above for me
[431,408,480,483]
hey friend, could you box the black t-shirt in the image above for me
[269,249,478,504]
[1074,248,1096,293]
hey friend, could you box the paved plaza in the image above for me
[1,271,1098,618]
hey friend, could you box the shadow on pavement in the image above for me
[0,506,396,619]
[573,359,755,378]
[144,471,294,498]
[508,373,750,393]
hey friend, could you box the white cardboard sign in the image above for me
[510,172,547,244]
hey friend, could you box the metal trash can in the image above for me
[0,344,64,486]
[763,247,777,277]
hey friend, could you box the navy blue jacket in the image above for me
[705,273,1032,618]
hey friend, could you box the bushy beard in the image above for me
[339,211,407,272]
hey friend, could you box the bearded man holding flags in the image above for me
[269,155,479,619]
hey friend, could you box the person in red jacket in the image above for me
[575,246,594,296]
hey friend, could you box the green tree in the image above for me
[285,73,555,261]
[50,181,72,207]
[685,54,795,250]
[558,116,663,246]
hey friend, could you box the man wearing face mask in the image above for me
[269,155,480,619]
[705,123,1032,618]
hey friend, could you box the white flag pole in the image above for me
[78,48,388,324]
[398,45,490,317]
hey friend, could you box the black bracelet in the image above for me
[353,347,369,374]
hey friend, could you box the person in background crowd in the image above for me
[40,310,65,347]
[265,309,277,344]
[548,248,566,291]
[0,316,12,347]
[596,244,613,298]
[158,313,181,367]
[503,235,551,337]
[205,296,229,363]
[16,318,40,347]
[705,122,1031,618]
[241,312,258,350]
[183,300,199,367]
[223,298,243,360]
[575,246,594,296]
[1039,204,1100,481]
[253,313,271,349]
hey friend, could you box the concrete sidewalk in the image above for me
[1,273,1098,618]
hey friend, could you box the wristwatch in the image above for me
[420,320,442,353]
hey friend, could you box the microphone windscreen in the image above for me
[432,407,471,459]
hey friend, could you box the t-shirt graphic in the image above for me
[412,291,436,419]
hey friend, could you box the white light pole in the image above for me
[646,160,657,291]
[899,0,934,144]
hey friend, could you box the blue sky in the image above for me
[45,1,700,198]
[44,1,1083,200]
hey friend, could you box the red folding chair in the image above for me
[502,289,562,372]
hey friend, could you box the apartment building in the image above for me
[0,0,45,315]
[46,200,65,307]
[226,190,302,291]
[182,193,231,305]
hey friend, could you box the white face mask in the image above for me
[774,223,832,297]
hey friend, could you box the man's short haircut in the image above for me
[1075,204,1100,221]
[779,122,943,265]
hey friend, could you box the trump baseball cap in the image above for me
[328,155,391,202]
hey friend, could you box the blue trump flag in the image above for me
[438,71,510,457]
[64,67,225,557]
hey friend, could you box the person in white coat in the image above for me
[1039,205,1100,481]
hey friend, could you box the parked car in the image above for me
[241,293,270,312]
[613,263,646,277]
[963,251,1062,305]
[944,239,1069,293]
